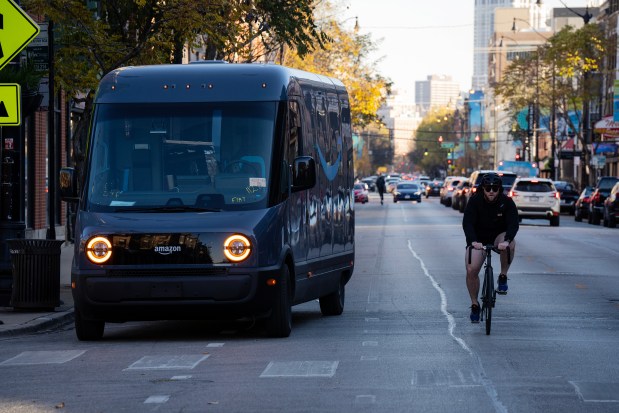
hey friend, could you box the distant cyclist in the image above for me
[462,172,519,323]
[376,173,386,205]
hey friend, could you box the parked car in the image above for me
[452,180,470,212]
[440,176,466,206]
[508,177,560,226]
[425,180,443,198]
[553,181,579,215]
[353,182,369,203]
[574,186,593,222]
[588,176,619,225]
[602,181,619,228]
[393,182,422,203]
[386,177,400,193]
[458,182,472,213]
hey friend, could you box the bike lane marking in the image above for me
[407,240,508,413]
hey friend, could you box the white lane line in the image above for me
[206,343,225,347]
[171,375,192,380]
[144,395,169,404]
[355,395,376,404]
[0,350,86,366]
[407,241,471,355]
[407,240,507,413]
[125,355,209,370]
[260,361,339,378]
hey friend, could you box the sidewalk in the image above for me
[0,242,75,337]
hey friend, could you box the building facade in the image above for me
[414,75,461,116]
[473,0,549,91]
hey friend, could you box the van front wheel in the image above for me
[320,278,345,316]
[265,265,292,338]
[75,308,105,341]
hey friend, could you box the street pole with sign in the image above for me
[0,0,40,306]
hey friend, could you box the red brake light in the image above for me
[553,192,560,199]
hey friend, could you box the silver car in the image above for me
[508,177,560,226]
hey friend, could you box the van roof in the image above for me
[95,63,347,104]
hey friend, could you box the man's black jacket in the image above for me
[462,191,519,246]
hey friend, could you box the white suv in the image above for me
[508,177,561,226]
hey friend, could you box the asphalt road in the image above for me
[0,193,617,413]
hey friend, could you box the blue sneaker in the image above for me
[470,304,480,323]
[497,274,508,295]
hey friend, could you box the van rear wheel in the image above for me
[265,265,292,338]
[75,308,105,341]
[319,278,345,316]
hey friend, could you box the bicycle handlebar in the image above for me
[468,243,512,265]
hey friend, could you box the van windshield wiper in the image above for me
[114,206,222,213]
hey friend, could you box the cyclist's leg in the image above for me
[493,232,516,275]
[465,245,485,306]
[493,232,515,293]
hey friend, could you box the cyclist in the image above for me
[462,172,519,323]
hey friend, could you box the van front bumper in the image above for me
[72,265,282,321]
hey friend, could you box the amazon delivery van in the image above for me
[60,62,355,340]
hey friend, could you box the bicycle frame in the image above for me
[468,244,511,335]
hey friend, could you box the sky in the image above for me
[345,0,594,95]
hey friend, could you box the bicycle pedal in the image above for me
[495,290,507,295]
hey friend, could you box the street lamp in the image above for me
[474,135,480,169]
[558,0,592,24]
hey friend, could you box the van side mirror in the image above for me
[291,156,316,192]
[59,167,79,202]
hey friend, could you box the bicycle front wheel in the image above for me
[484,266,494,335]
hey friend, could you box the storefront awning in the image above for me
[594,116,619,139]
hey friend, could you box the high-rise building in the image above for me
[472,0,548,91]
[378,88,422,158]
[414,75,461,115]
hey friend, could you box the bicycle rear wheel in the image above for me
[484,266,494,335]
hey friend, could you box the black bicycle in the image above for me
[479,244,511,335]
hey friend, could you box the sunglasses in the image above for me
[483,184,500,193]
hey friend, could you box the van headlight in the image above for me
[223,234,252,262]
[86,236,112,264]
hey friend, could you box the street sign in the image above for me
[0,0,40,71]
[592,155,606,168]
[0,83,20,125]
[27,22,48,72]
[441,142,455,149]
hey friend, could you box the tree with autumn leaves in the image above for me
[23,0,387,177]
[493,23,608,183]
[283,2,390,175]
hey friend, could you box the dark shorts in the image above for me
[468,232,503,247]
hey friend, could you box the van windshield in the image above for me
[86,102,277,212]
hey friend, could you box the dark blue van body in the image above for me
[62,63,355,339]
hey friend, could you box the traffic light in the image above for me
[447,159,452,165]
[424,148,428,156]
[515,150,521,161]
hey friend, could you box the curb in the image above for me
[0,308,75,338]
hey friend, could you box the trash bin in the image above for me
[7,239,64,310]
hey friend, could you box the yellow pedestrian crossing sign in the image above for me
[0,0,40,71]
[0,83,21,125]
